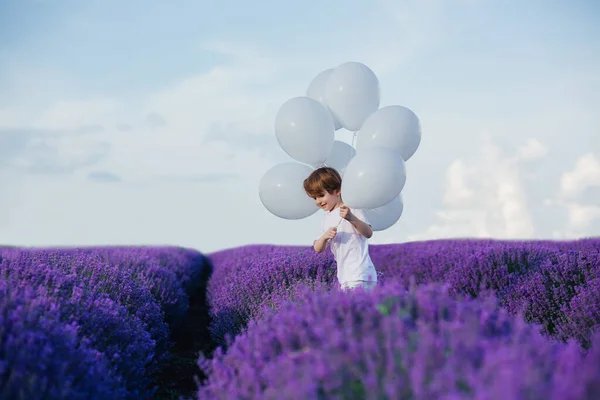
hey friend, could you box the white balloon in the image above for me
[364,193,404,231]
[341,147,406,209]
[306,69,343,130]
[325,62,380,132]
[259,163,318,220]
[356,105,421,161]
[322,140,356,176]
[275,97,335,166]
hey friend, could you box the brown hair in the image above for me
[303,167,342,198]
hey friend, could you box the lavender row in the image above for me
[0,282,127,399]
[372,238,600,347]
[206,245,336,347]
[0,246,211,399]
[197,281,600,399]
[39,246,208,327]
[205,239,600,348]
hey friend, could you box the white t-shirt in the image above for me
[316,207,377,284]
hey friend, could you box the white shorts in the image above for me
[341,280,377,291]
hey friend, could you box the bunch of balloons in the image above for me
[259,62,421,231]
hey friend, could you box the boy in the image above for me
[303,166,378,291]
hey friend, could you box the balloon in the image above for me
[325,62,380,131]
[364,193,404,231]
[322,140,356,176]
[341,147,406,209]
[275,97,335,166]
[259,162,318,220]
[356,105,421,161]
[306,69,343,130]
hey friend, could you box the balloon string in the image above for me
[331,130,359,228]
[336,130,358,227]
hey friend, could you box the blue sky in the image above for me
[0,0,599,252]
[2,0,598,98]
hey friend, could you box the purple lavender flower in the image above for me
[206,246,336,346]
[0,245,213,399]
[197,281,600,400]
[0,281,126,400]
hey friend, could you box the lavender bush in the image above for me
[0,245,212,399]
[439,242,567,310]
[560,276,600,346]
[368,239,499,286]
[0,281,126,400]
[197,281,600,399]
[48,246,208,327]
[206,245,336,347]
[206,239,600,348]
[503,248,600,346]
[0,249,166,397]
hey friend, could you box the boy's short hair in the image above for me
[303,167,342,198]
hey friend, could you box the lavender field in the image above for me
[2,238,600,399]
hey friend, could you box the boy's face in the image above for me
[313,189,341,212]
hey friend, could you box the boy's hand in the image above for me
[339,204,354,220]
[323,227,337,240]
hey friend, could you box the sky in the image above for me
[0,0,599,254]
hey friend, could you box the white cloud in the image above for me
[0,169,23,228]
[559,153,600,200]
[0,41,300,184]
[443,159,475,206]
[517,138,548,160]
[13,134,110,172]
[8,99,121,131]
[34,99,118,130]
[0,128,111,174]
[94,57,296,183]
[565,204,600,232]
[406,133,538,241]
[547,153,600,237]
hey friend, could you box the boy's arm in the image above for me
[348,210,373,239]
[313,234,329,253]
[313,220,328,253]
